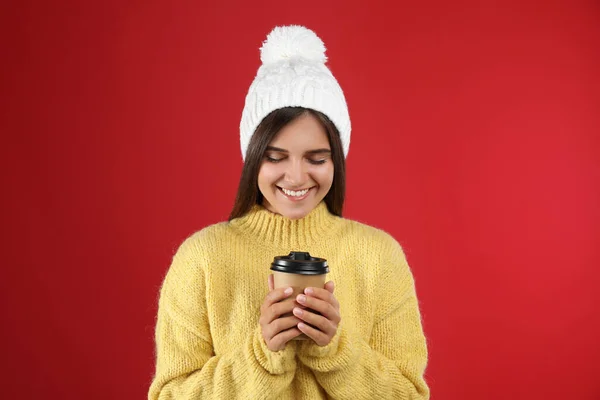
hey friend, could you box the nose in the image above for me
[284,159,307,187]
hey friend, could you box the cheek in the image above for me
[313,165,334,190]
[258,164,280,187]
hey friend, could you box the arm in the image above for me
[296,240,430,399]
[148,235,296,400]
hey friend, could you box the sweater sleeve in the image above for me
[148,235,297,400]
[297,238,430,399]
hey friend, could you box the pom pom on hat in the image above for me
[240,25,351,160]
[260,25,327,65]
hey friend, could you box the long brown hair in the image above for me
[229,107,346,220]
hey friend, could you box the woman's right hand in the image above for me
[259,274,302,351]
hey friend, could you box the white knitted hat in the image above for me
[240,25,351,160]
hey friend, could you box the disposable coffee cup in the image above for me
[271,251,329,340]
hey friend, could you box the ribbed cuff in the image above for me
[252,326,297,375]
[297,324,360,372]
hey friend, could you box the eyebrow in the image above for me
[266,146,331,155]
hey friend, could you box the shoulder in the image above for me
[181,222,231,248]
[174,221,234,255]
[168,222,232,270]
[160,222,232,295]
[340,219,416,303]
[337,217,411,280]
[339,217,404,253]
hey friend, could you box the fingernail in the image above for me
[305,287,314,295]
[298,322,306,330]
[293,307,303,316]
[297,294,306,303]
[284,287,293,295]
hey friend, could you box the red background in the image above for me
[1,1,599,399]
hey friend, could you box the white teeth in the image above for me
[281,187,309,197]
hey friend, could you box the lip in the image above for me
[277,186,314,201]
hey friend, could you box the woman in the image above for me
[149,25,430,399]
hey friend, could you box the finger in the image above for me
[304,286,338,308]
[324,280,335,294]
[267,315,302,337]
[293,307,335,336]
[304,282,335,305]
[297,322,330,346]
[265,287,293,308]
[270,327,302,351]
[268,274,274,291]
[296,294,339,322]
[265,297,299,324]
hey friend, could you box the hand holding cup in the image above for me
[270,252,329,340]
[293,281,341,346]
[259,274,302,351]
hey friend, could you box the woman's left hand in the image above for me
[293,281,341,346]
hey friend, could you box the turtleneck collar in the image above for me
[229,202,342,250]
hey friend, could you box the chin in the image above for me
[276,204,314,220]
[284,210,310,220]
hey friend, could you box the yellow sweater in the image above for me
[148,202,429,399]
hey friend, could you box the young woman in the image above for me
[149,26,430,400]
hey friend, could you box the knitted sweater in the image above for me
[148,202,430,399]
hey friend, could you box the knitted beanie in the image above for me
[239,25,351,161]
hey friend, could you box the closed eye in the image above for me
[265,156,284,163]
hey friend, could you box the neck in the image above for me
[229,202,341,250]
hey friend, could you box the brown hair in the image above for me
[229,107,346,220]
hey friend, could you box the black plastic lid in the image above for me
[271,252,329,275]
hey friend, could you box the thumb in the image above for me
[325,280,335,294]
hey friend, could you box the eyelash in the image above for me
[265,156,327,165]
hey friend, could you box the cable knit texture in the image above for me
[148,202,430,399]
[240,25,351,160]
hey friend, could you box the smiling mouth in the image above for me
[277,186,313,198]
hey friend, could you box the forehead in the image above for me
[269,113,330,151]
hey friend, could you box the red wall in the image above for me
[2,1,599,399]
